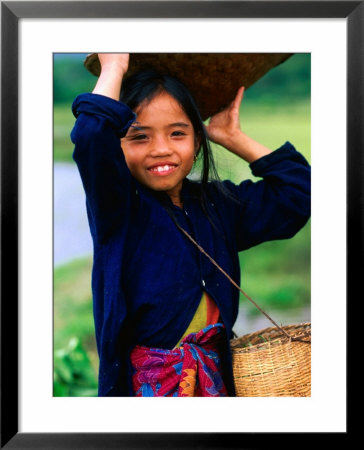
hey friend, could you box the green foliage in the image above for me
[54,337,98,397]
[54,257,99,397]
[245,53,311,103]
[54,53,94,105]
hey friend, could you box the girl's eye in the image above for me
[171,131,186,137]
[131,134,148,141]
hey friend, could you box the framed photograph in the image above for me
[2,0,359,447]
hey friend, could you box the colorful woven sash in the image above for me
[130,323,228,397]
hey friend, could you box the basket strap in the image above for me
[173,220,310,344]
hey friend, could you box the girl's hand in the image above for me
[92,53,129,100]
[98,53,130,78]
[206,86,272,163]
[206,86,245,151]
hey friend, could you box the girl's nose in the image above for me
[150,135,172,157]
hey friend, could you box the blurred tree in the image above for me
[245,53,311,103]
[54,53,94,104]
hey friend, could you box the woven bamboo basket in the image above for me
[84,53,292,120]
[230,323,311,397]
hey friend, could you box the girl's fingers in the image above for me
[232,86,245,111]
[98,53,130,75]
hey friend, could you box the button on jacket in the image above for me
[71,93,311,396]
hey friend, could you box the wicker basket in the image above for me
[230,323,311,397]
[84,53,292,120]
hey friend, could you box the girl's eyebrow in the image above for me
[129,122,146,131]
[128,122,190,133]
[168,122,190,128]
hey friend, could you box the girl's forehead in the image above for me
[136,91,182,113]
[135,91,190,122]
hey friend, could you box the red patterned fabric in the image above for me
[130,323,228,397]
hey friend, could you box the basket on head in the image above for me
[230,322,311,397]
[84,53,292,120]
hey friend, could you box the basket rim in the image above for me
[230,322,311,352]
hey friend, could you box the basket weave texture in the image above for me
[230,323,311,397]
[84,53,292,120]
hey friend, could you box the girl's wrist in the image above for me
[92,68,125,100]
[223,131,250,157]
[100,63,126,79]
[225,131,272,163]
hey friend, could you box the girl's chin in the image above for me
[147,179,182,195]
[151,183,180,193]
[133,172,185,196]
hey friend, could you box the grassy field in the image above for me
[54,98,311,396]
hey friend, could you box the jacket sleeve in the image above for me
[223,142,311,251]
[71,93,136,244]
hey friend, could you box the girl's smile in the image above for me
[147,162,178,175]
[121,91,199,206]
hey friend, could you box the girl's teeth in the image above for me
[153,165,173,172]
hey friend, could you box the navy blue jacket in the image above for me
[71,93,311,396]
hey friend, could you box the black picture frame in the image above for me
[1,1,359,448]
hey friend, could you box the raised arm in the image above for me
[206,87,310,251]
[92,53,129,100]
[71,53,136,245]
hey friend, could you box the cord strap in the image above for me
[174,220,310,344]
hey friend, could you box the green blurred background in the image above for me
[53,53,311,396]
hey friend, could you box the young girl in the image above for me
[71,53,311,397]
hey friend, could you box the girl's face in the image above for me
[121,91,199,207]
